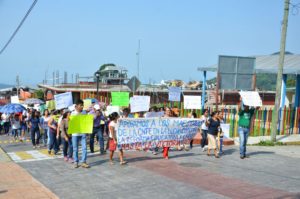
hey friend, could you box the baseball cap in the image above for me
[94,104,100,110]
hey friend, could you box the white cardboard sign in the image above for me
[184,95,201,109]
[54,92,73,110]
[239,91,262,107]
[130,96,150,113]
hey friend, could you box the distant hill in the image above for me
[0,83,13,89]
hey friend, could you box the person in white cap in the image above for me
[89,104,106,154]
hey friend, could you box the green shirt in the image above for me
[238,109,255,128]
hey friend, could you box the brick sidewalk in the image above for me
[0,148,58,199]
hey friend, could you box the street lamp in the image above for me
[95,71,100,100]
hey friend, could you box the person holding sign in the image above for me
[238,99,257,159]
[109,112,127,165]
[71,99,90,168]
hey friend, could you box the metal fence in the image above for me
[154,102,300,137]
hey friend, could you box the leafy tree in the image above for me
[33,89,44,99]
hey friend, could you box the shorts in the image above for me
[109,139,117,151]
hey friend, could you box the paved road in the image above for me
[1,134,300,199]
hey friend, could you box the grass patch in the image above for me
[252,140,286,146]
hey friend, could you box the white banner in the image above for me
[11,96,19,104]
[54,92,73,110]
[184,95,201,109]
[239,91,262,107]
[106,106,120,116]
[117,118,203,149]
[130,96,150,113]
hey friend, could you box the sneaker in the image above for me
[120,161,127,165]
[81,163,90,168]
[33,146,36,149]
[152,152,158,155]
[240,156,245,159]
[64,157,68,162]
[48,150,51,155]
[68,158,74,163]
[73,163,79,168]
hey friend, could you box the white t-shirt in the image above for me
[11,118,21,129]
[109,121,117,139]
[200,115,208,130]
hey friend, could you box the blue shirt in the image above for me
[30,117,40,129]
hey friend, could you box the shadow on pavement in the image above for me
[247,151,274,156]
[221,148,237,155]
[276,193,300,199]
[0,190,8,194]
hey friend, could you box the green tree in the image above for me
[34,89,44,99]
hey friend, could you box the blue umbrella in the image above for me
[24,98,44,105]
[0,103,26,114]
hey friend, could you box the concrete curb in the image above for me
[0,145,12,162]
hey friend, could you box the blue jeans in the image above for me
[201,129,208,148]
[30,127,40,146]
[238,127,249,157]
[72,135,87,163]
[90,126,105,153]
[12,129,20,138]
[62,137,73,158]
[47,128,50,145]
[42,128,48,145]
[48,131,58,153]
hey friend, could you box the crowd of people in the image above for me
[0,98,255,168]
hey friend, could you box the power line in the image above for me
[0,0,38,55]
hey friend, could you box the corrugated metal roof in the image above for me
[198,54,300,74]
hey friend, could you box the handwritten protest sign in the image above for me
[144,111,164,118]
[111,92,129,106]
[220,123,230,138]
[11,96,19,104]
[68,115,93,134]
[46,100,56,111]
[54,92,73,110]
[130,96,150,113]
[117,118,202,149]
[183,95,201,109]
[239,91,262,107]
[83,99,92,110]
[168,87,181,102]
[106,106,120,116]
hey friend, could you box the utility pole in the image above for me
[271,0,290,142]
[16,75,20,97]
[136,40,140,80]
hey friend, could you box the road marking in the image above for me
[14,151,34,160]
[7,150,59,163]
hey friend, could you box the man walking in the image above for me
[238,100,256,159]
[71,99,90,168]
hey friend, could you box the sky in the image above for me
[0,0,299,86]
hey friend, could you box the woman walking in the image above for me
[109,112,127,165]
[48,111,58,155]
[200,109,209,152]
[60,111,73,162]
[28,111,41,149]
[41,109,51,147]
[206,111,220,158]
